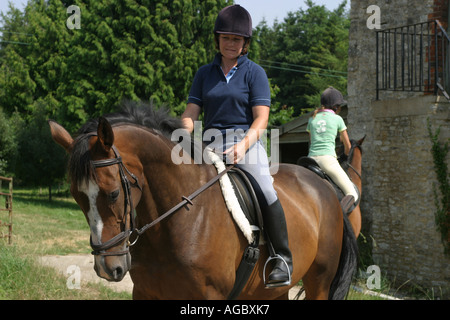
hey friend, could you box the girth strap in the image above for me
[227,228,260,300]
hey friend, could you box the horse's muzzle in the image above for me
[94,252,131,282]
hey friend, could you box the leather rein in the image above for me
[342,140,362,180]
[88,139,233,257]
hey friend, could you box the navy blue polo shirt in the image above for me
[187,53,271,134]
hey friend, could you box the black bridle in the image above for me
[89,144,142,256]
[87,141,233,257]
[86,135,251,298]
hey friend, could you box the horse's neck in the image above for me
[135,142,222,256]
[349,152,362,189]
[121,126,217,219]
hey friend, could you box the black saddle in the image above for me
[297,157,360,214]
[224,167,263,299]
[228,168,261,227]
[226,167,288,299]
[297,157,327,179]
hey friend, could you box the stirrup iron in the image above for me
[262,254,292,288]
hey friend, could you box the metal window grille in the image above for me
[376,20,450,100]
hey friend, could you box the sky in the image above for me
[0,0,350,27]
[235,0,350,26]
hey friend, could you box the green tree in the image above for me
[14,101,67,200]
[0,108,18,175]
[255,0,349,115]
[0,4,36,116]
[63,0,231,121]
[0,0,71,121]
[0,0,231,190]
[0,0,231,132]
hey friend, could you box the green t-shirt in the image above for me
[306,111,347,157]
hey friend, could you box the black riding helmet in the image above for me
[214,4,252,38]
[321,87,347,111]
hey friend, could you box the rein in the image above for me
[342,140,362,180]
[128,164,235,245]
[347,163,362,180]
[88,138,234,256]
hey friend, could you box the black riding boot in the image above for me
[263,199,293,287]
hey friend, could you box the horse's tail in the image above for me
[328,213,358,300]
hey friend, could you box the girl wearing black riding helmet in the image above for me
[182,4,293,288]
[307,87,359,210]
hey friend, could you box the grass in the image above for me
[0,187,131,300]
[0,244,129,300]
[10,188,90,255]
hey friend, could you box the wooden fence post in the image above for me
[0,176,13,244]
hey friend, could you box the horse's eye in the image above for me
[109,189,120,203]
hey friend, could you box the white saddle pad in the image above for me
[205,148,254,244]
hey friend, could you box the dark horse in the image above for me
[49,102,358,299]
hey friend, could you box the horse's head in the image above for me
[338,135,365,170]
[49,117,143,282]
[349,135,365,169]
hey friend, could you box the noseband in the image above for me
[89,144,142,256]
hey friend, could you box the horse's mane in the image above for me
[77,100,183,137]
[69,100,184,186]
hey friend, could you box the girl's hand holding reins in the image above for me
[224,140,248,164]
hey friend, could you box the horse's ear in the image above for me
[48,120,74,152]
[358,135,366,145]
[97,116,114,152]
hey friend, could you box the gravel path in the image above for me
[37,254,133,293]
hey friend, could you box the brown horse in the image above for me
[343,137,365,238]
[49,102,357,300]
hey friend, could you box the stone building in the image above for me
[347,0,449,297]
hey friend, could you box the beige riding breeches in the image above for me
[311,155,359,201]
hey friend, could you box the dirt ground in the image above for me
[38,254,302,299]
[37,254,134,294]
